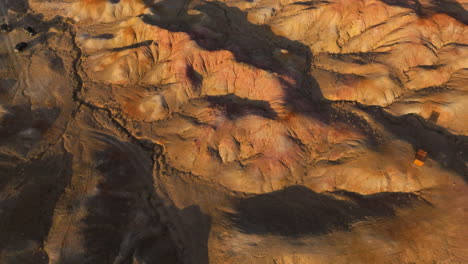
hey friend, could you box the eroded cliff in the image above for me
[0,0,467,263]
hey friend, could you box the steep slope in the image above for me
[0,0,467,263]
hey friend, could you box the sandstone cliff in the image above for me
[0,0,467,263]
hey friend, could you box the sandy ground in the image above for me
[0,0,467,263]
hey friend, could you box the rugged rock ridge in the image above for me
[0,0,467,263]
[29,0,467,194]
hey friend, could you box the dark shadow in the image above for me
[10,13,45,33]
[206,93,278,120]
[330,51,390,64]
[0,153,73,264]
[178,205,212,264]
[185,64,203,87]
[293,0,331,6]
[48,52,66,73]
[8,15,70,42]
[379,0,468,24]
[110,40,154,52]
[27,32,57,49]
[0,14,69,56]
[2,0,29,13]
[0,78,16,102]
[379,0,423,12]
[83,135,211,264]
[83,138,178,264]
[361,105,468,179]
[428,0,468,24]
[428,110,440,123]
[92,33,115,39]
[0,105,60,155]
[418,64,445,70]
[226,185,428,237]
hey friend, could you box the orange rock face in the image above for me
[1,0,467,263]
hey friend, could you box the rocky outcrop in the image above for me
[0,0,467,263]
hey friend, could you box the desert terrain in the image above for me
[0,0,467,263]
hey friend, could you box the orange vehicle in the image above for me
[413,149,428,167]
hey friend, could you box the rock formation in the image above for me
[0,0,467,263]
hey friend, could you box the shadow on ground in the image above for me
[363,106,468,180]
[0,0,29,13]
[206,94,278,120]
[83,134,211,264]
[0,105,60,156]
[379,0,468,24]
[226,185,428,237]
[0,153,72,264]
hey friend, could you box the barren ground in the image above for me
[0,0,467,263]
